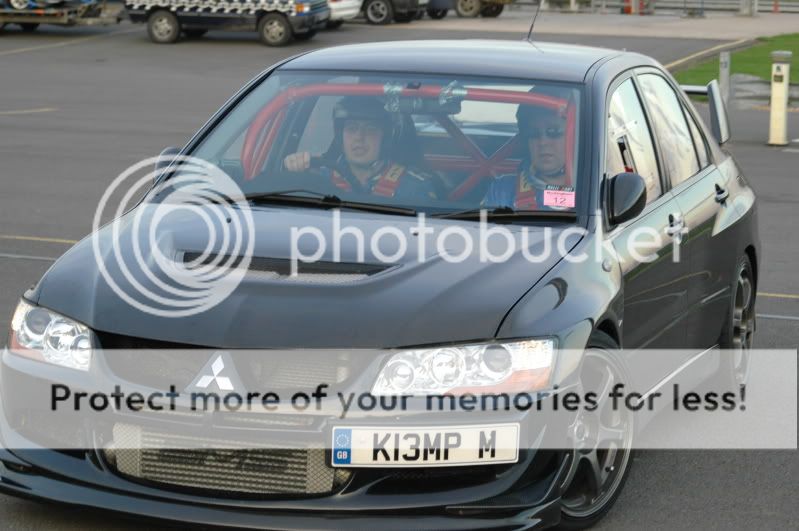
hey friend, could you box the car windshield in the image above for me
[181,71,583,216]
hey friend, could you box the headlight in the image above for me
[296,2,310,13]
[372,339,555,396]
[8,300,93,371]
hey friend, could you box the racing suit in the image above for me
[320,156,438,202]
[483,164,575,210]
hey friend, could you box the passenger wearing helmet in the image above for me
[483,95,575,211]
[284,96,437,202]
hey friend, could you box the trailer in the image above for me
[0,1,123,32]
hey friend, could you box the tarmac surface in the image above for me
[0,10,797,530]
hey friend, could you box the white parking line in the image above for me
[757,313,799,322]
[0,253,57,262]
[0,27,139,57]
[0,107,57,116]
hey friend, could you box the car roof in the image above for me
[279,40,632,83]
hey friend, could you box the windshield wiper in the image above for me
[432,206,577,221]
[234,190,418,217]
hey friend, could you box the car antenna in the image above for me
[526,0,542,42]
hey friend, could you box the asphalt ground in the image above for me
[0,17,797,530]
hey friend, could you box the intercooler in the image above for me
[107,423,350,496]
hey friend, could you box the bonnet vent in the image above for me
[181,252,391,284]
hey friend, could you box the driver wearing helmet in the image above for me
[483,92,575,211]
[284,96,437,202]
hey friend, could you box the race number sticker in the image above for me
[543,188,576,208]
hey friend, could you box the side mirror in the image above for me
[154,146,181,184]
[707,79,730,145]
[608,172,647,226]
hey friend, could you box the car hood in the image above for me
[33,205,580,348]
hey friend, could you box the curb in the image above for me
[665,37,756,72]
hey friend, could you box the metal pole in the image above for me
[768,50,792,146]
[719,51,731,104]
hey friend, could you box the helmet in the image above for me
[333,96,392,132]
[325,96,399,163]
[516,86,568,139]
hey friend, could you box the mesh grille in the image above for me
[98,335,357,393]
[110,424,349,496]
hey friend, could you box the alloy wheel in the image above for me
[560,349,633,519]
[264,19,285,42]
[731,265,754,386]
[151,15,176,41]
[366,0,390,24]
[456,0,482,17]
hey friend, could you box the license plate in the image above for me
[331,424,519,467]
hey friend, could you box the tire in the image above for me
[9,0,29,10]
[326,19,344,29]
[294,29,316,41]
[18,22,39,32]
[364,0,393,24]
[426,8,448,18]
[182,28,207,39]
[480,3,503,16]
[257,13,292,46]
[715,254,755,391]
[557,331,634,530]
[455,0,481,17]
[147,10,181,44]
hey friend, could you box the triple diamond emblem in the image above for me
[187,351,245,393]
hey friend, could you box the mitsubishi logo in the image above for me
[187,351,245,392]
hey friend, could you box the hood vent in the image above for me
[181,252,392,284]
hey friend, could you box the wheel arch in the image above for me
[744,244,758,291]
[594,319,620,347]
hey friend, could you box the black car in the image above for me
[1,40,759,529]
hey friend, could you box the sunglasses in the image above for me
[527,126,566,140]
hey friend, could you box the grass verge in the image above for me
[674,33,799,86]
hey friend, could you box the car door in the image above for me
[635,70,735,350]
[603,76,690,386]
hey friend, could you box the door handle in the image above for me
[715,183,729,204]
[666,213,684,236]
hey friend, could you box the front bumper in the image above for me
[0,349,569,530]
[291,7,330,33]
[0,452,563,530]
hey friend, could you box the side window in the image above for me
[683,104,710,169]
[607,78,662,204]
[637,74,700,186]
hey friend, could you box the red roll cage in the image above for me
[241,83,576,200]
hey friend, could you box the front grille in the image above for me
[108,424,350,496]
[98,332,362,393]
